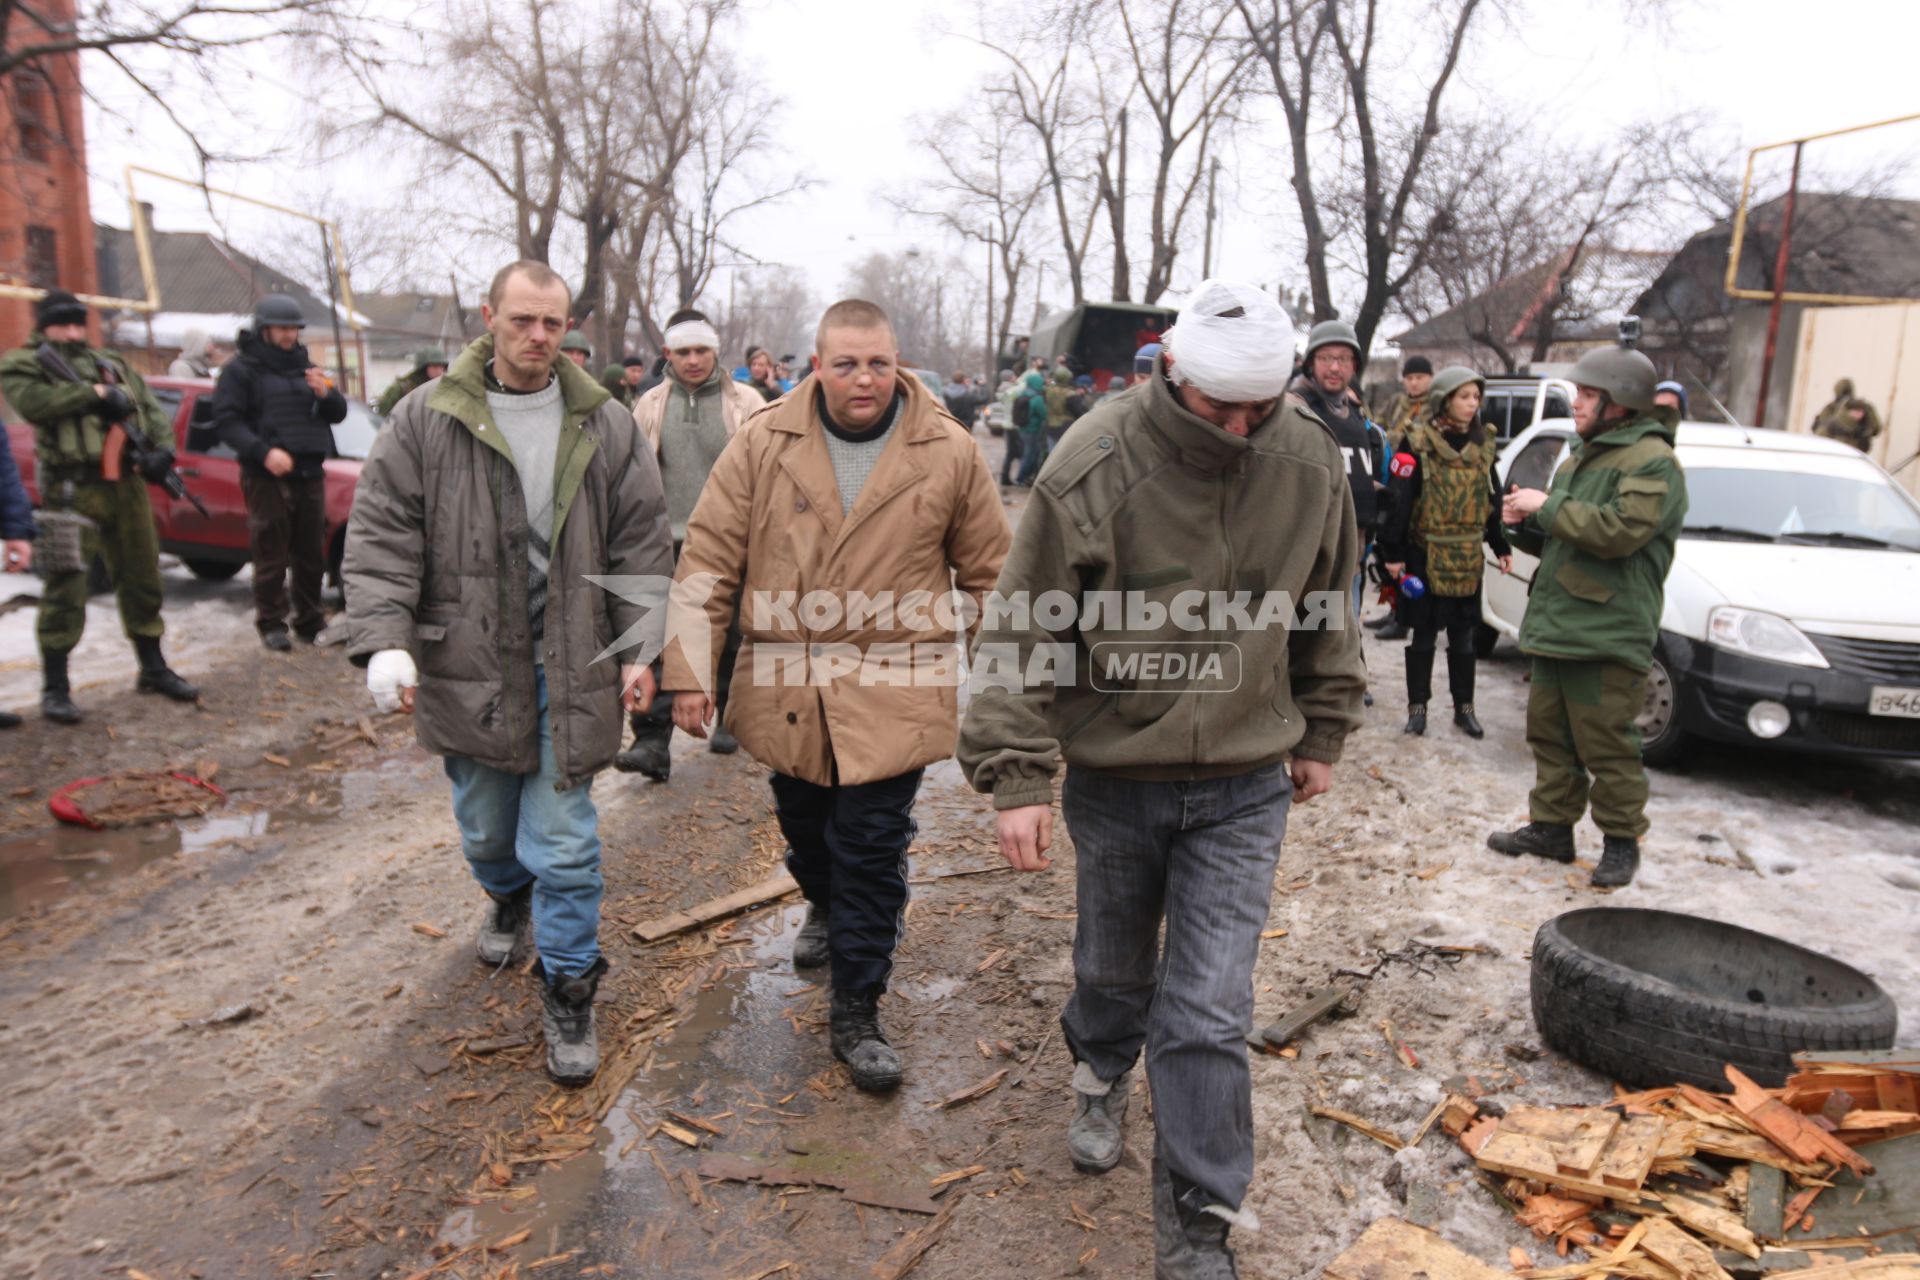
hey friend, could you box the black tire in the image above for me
[183,558,244,581]
[1531,908,1897,1089]
[1472,623,1499,659]
[1637,650,1689,769]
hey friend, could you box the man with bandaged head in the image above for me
[960,281,1365,1278]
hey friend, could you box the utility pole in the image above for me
[1202,157,1220,278]
[985,231,995,384]
[512,131,530,259]
[1113,110,1130,302]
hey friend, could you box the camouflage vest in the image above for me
[37,347,118,469]
[1410,421,1494,597]
[1387,393,1428,450]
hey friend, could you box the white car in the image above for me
[1481,421,1920,765]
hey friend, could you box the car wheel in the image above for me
[183,558,244,581]
[1636,651,1689,769]
[1472,622,1499,659]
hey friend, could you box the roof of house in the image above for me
[354,290,479,360]
[92,223,340,330]
[1395,246,1668,352]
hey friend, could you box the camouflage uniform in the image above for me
[0,334,172,654]
[1385,391,1430,452]
[1811,379,1883,454]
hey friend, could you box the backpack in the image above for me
[1011,395,1031,430]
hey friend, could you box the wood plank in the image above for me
[1554,1112,1623,1178]
[1727,1066,1875,1176]
[632,872,799,942]
[1639,1217,1735,1280]
[1310,1106,1406,1152]
[1322,1218,1511,1280]
[1660,1193,1763,1259]
[868,1192,961,1280]
[1253,985,1354,1049]
[1595,1116,1666,1190]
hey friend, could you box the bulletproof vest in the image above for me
[34,346,117,470]
[1299,385,1380,531]
[1410,422,1494,597]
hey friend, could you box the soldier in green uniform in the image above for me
[374,348,448,417]
[1380,366,1511,739]
[560,329,592,369]
[1812,379,1883,454]
[1488,347,1687,888]
[1384,354,1433,451]
[0,289,200,723]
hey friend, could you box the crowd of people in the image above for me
[0,259,1727,1278]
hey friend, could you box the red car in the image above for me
[4,375,371,588]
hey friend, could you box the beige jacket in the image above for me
[632,373,766,457]
[659,373,1012,786]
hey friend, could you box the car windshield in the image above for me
[1682,462,1920,552]
[331,400,379,460]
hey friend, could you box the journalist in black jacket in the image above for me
[209,316,347,648]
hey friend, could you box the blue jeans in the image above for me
[1061,763,1293,1212]
[443,667,604,977]
[1016,428,1048,485]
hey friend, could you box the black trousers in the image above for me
[999,430,1022,484]
[1405,592,1479,707]
[771,768,923,994]
[240,470,327,637]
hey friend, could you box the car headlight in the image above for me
[1706,607,1829,668]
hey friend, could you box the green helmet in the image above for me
[1834,377,1854,398]
[1051,367,1074,386]
[1302,319,1361,365]
[560,330,592,354]
[411,347,448,375]
[1425,365,1486,418]
[601,364,625,383]
[1568,347,1658,413]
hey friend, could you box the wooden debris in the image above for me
[1310,1106,1406,1152]
[928,1165,985,1189]
[1636,1217,1733,1280]
[1767,1259,1920,1280]
[933,1068,1008,1110]
[631,872,800,942]
[411,922,447,938]
[1253,985,1354,1049]
[1323,1218,1511,1280]
[1725,1066,1873,1177]
[696,1152,940,1215]
[867,1192,961,1280]
[1441,1095,1482,1137]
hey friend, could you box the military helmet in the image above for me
[1568,347,1658,413]
[253,293,307,328]
[1302,319,1361,365]
[1425,365,1486,418]
[561,330,592,354]
[1834,378,1854,397]
[412,346,448,374]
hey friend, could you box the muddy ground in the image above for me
[0,448,1915,1279]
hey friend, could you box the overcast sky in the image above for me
[80,0,1920,325]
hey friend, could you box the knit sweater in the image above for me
[819,387,901,512]
[486,375,562,647]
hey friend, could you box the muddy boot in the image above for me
[1487,822,1576,864]
[1591,836,1640,888]
[830,987,902,1093]
[1067,1063,1130,1174]
[475,885,532,967]
[708,718,739,755]
[1453,704,1485,739]
[261,627,292,653]
[1403,704,1426,736]
[0,710,19,729]
[792,904,829,969]
[614,735,671,782]
[1152,1157,1245,1280]
[133,637,199,703]
[40,650,81,725]
[1374,618,1409,641]
[539,957,607,1086]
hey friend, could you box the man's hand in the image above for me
[1290,758,1333,802]
[1384,561,1406,577]
[672,691,714,738]
[367,649,417,715]
[1497,554,1513,575]
[1503,487,1548,524]
[3,539,30,573]
[304,368,332,397]
[264,447,295,477]
[996,804,1053,872]
[620,663,656,714]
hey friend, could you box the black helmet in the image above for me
[1568,347,1658,413]
[34,288,88,330]
[253,293,307,329]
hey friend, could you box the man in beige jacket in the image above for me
[616,307,767,780]
[660,299,1011,1093]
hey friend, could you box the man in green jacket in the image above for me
[960,280,1364,1278]
[375,347,448,417]
[1489,347,1687,888]
[0,288,199,723]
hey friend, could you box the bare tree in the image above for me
[843,251,982,375]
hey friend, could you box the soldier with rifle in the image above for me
[0,288,200,722]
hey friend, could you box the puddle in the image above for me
[0,753,425,923]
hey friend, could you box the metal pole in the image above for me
[985,233,994,384]
[320,225,350,392]
[1203,157,1219,278]
[1754,142,1803,428]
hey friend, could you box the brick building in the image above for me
[0,0,99,349]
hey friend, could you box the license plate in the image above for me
[1868,686,1920,718]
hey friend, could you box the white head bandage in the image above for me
[1162,279,1295,402]
[662,319,719,351]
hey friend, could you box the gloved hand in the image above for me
[368,649,418,713]
[96,385,136,421]
[137,447,176,484]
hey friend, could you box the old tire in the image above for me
[1531,908,1896,1089]
[183,558,244,581]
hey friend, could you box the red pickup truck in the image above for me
[4,375,371,588]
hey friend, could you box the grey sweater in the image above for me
[486,377,562,646]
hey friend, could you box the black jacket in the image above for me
[0,430,32,539]
[211,329,348,476]
[1290,375,1386,533]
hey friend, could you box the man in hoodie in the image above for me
[168,328,221,379]
[961,281,1364,1278]
[209,293,350,650]
[1013,370,1050,487]
[616,308,766,780]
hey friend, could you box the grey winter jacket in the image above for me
[344,336,673,787]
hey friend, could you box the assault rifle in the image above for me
[35,343,210,518]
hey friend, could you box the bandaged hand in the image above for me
[368,649,418,714]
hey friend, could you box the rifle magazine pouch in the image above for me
[35,509,96,574]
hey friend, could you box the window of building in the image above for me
[14,69,61,163]
[26,226,59,289]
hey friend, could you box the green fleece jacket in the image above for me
[1511,409,1688,671]
[957,368,1367,810]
